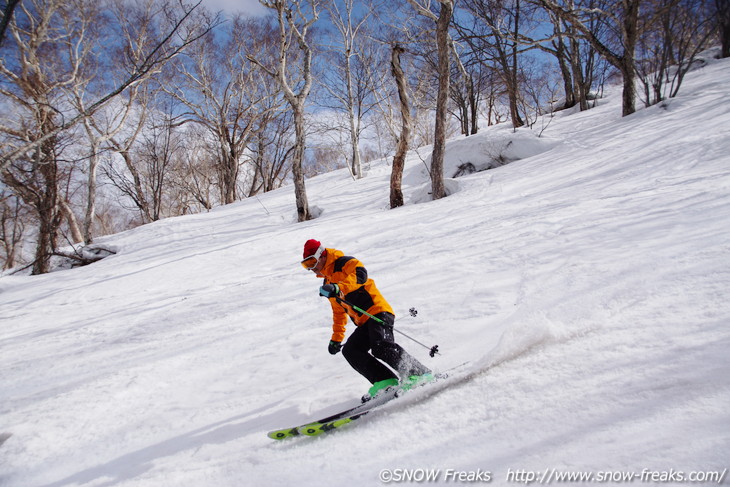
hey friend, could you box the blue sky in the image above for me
[200,0,268,17]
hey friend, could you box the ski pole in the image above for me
[334,296,440,357]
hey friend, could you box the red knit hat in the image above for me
[303,239,322,259]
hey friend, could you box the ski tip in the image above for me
[300,418,353,437]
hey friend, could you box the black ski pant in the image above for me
[341,312,430,384]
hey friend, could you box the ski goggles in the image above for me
[301,246,324,270]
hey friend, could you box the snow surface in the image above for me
[2,53,730,487]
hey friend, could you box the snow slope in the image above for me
[1,53,729,487]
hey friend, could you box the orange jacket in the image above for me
[318,248,394,342]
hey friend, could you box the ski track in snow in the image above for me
[1,52,729,486]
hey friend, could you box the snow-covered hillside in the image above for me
[2,52,729,487]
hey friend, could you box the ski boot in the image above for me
[361,378,399,403]
[400,372,435,392]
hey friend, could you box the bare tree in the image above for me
[251,0,319,222]
[73,77,147,243]
[412,10,482,136]
[164,15,278,205]
[136,108,181,220]
[0,0,217,273]
[635,0,715,106]
[539,0,641,116]
[449,48,483,136]
[104,102,153,223]
[535,3,606,111]
[719,0,730,57]
[248,107,295,195]
[0,0,219,175]
[457,0,527,127]
[368,4,436,161]
[169,123,217,213]
[368,51,408,158]
[98,0,206,224]
[0,0,101,273]
[320,0,382,179]
[0,190,26,270]
[406,0,454,201]
[102,93,186,223]
[389,44,413,209]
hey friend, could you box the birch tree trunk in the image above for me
[290,104,310,221]
[430,0,454,200]
[254,0,317,222]
[84,140,100,244]
[406,0,454,200]
[390,45,412,209]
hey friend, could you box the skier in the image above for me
[301,239,433,400]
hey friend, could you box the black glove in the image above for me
[328,340,342,355]
[319,284,340,298]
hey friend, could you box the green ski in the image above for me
[267,372,448,440]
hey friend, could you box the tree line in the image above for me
[1,0,726,274]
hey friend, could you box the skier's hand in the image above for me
[319,284,340,298]
[328,340,342,355]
